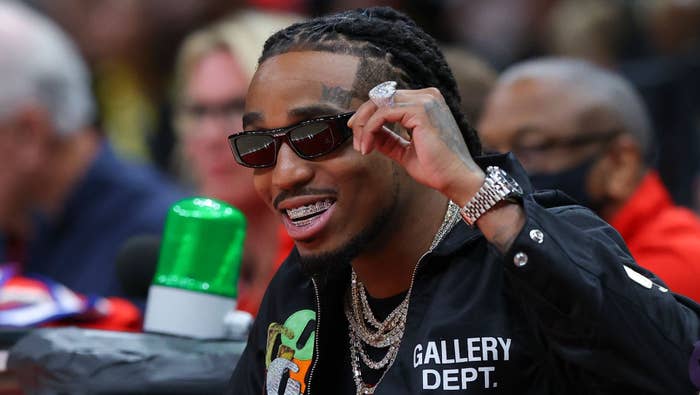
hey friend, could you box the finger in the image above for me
[362,90,437,133]
[362,114,413,155]
[363,124,411,159]
[360,95,416,154]
[347,100,378,152]
[349,89,415,130]
[361,102,433,154]
[363,105,417,135]
[354,89,436,154]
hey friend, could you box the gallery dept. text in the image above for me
[413,337,511,391]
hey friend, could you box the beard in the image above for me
[298,168,401,282]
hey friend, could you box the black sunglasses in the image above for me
[228,112,355,168]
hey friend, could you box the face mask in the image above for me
[528,155,601,211]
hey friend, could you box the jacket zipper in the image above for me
[305,209,453,395]
[306,277,321,395]
[305,254,430,395]
[305,211,467,394]
[411,252,429,293]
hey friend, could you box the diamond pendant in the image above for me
[357,384,375,395]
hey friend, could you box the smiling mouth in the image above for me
[285,199,334,227]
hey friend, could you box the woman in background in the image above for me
[173,10,300,315]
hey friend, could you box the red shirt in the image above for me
[609,171,700,302]
[236,225,294,316]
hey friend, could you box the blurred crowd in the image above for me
[1,0,699,326]
[19,0,700,207]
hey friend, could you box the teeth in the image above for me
[292,217,315,227]
[286,199,333,220]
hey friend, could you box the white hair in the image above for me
[499,57,655,164]
[0,1,95,135]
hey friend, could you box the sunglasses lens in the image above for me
[230,113,353,167]
[290,122,343,158]
[234,135,276,167]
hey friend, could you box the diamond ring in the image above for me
[369,81,397,108]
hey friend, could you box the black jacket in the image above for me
[227,154,700,394]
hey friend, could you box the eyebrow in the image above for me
[242,112,264,129]
[242,103,347,130]
[289,104,346,119]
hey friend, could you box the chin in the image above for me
[297,245,356,281]
[298,208,395,280]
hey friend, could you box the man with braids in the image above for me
[226,7,700,395]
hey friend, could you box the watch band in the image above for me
[459,166,522,226]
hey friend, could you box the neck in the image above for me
[34,130,99,216]
[352,187,449,298]
[599,201,624,222]
[599,168,647,222]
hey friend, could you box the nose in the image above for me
[271,143,314,191]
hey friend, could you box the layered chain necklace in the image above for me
[344,201,460,395]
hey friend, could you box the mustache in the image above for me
[273,187,337,209]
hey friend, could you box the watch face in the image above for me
[503,170,524,195]
[490,167,524,195]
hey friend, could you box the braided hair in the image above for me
[259,7,482,156]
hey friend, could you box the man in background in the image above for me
[478,57,700,302]
[0,1,183,300]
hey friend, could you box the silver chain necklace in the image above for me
[345,201,460,395]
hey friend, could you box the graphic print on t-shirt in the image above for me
[265,309,316,395]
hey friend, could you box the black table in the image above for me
[7,327,244,394]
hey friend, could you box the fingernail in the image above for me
[347,114,355,126]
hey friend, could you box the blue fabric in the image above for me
[24,142,186,298]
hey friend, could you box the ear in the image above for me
[597,135,643,201]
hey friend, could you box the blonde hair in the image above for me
[171,10,302,180]
[173,10,302,110]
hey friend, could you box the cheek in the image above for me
[336,154,397,199]
[478,128,511,153]
[0,169,25,214]
[182,134,202,155]
[252,170,273,206]
[184,134,222,160]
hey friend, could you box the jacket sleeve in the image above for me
[500,192,700,394]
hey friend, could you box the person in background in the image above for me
[441,46,497,124]
[478,57,700,302]
[0,2,183,302]
[543,0,700,210]
[172,10,300,315]
[544,0,628,68]
[32,0,243,164]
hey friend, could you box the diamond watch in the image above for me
[459,166,524,226]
